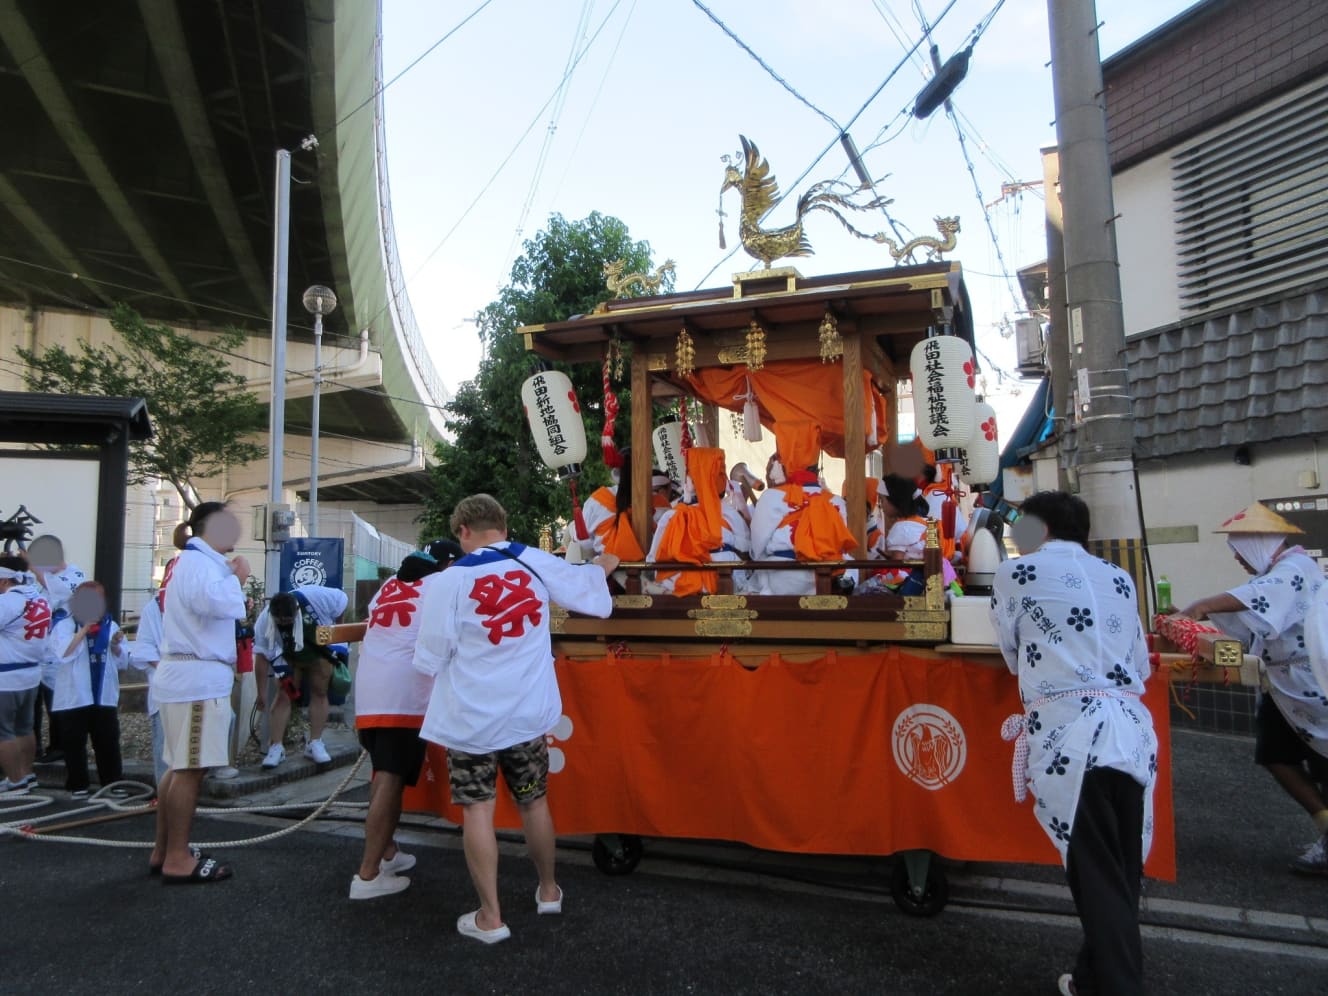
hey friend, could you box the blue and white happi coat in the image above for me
[1210,547,1328,759]
[990,540,1158,865]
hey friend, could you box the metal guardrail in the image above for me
[371,31,452,423]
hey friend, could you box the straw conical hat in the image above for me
[1214,502,1304,535]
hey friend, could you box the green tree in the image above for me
[18,303,266,510]
[421,211,671,543]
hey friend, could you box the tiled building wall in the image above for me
[1103,0,1328,169]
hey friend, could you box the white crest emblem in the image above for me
[892,704,966,790]
[545,714,574,773]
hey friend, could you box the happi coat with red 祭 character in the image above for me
[354,571,446,730]
[414,541,612,754]
[0,573,51,692]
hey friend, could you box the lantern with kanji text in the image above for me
[521,370,587,478]
[909,334,977,458]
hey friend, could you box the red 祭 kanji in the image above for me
[469,570,542,645]
[22,597,51,641]
[368,578,422,629]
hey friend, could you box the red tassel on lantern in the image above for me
[568,478,590,542]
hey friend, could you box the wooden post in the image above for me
[841,327,867,557]
[701,402,720,448]
[631,342,652,552]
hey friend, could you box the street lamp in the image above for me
[302,284,337,536]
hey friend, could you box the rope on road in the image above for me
[0,750,371,850]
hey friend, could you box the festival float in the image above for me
[346,138,1265,914]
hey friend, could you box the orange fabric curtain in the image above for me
[686,360,886,458]
[403,648,1175,879]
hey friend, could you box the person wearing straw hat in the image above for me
[1177,502,1328,876]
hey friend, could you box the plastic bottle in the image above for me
[1156,575,1173,614]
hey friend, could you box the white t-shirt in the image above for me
[156,539,246,704]
[355,573,444,728]
[48,615,130,711]
[0,583,51,692]
[416,542,612,753]
[38,565,85,688]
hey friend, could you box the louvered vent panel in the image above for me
[1173,77,1328,314]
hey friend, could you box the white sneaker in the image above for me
[0,778,31,795]
[349,871,410,900]
[209,766,240,780]
[304,739,332,764]
[380,849,416,875]
[1291,833,1328,876]
[457,910,510,944]
[260,744,286,769]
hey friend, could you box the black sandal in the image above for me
[149,845,202,876]
[161,855,233,885]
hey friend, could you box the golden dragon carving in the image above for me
[603,258,675,298]
[878,216,962,264]
[719,136,895,269]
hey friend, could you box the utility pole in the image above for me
[266,149,291,599]
[1047,0,1141,541]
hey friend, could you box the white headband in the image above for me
[0,567,33,583]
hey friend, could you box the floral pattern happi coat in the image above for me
[1211,546,1328,758]
[990,540,1158,865]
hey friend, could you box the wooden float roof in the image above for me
[520,261,975,370]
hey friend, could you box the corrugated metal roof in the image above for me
[1125,283,1328,459]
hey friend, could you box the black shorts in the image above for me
[1255,696,1328,783]
[357,727,427,786]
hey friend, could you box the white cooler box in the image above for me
[949,594,999,646]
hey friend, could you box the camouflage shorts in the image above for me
[446,736,550,806]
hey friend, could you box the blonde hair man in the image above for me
[416,494,617,943]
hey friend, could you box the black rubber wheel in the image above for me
[890,854,949,916]
[592,834,643,875]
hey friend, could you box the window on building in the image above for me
[1174,75,1328,314]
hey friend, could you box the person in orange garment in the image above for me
[578,446,652,562]
[645,448,733,596]
[748,421,856,596]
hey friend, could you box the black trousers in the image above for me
[32,684,61,753]
[56,705,122,791]
[1065,767,1145,996]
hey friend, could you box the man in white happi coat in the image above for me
[1179,502,1328,876]
[347,541,462,900]
[152,502,249,883]
[416,494,617,944]
[991,491,1157,996]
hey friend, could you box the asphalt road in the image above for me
[1,729,1325,995]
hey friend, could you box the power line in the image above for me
[688,0,841,131]
[693,0,962,289]
[326,0,500,138]
[501,0,599,272]
[945,104,1024,316]
[546,0,640,206]
[363,0,626,338]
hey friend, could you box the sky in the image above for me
[379,0,1200,432]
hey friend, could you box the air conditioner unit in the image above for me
[1015,318,1047,376]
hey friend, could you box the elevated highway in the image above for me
[0,0,448,502]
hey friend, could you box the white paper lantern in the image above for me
[652,421,684,485]
[960,401,1000,488]
[909,336,977,452]
[521,370,587,475]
